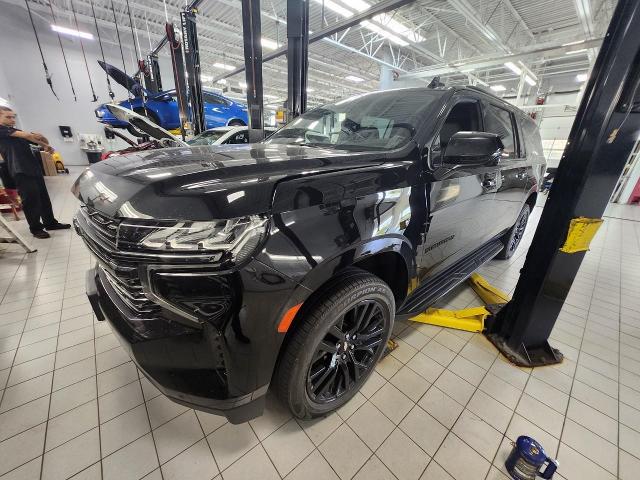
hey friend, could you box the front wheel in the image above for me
[274,270,395,419]
[496,204,530,260]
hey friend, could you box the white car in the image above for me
[188,126,277,146]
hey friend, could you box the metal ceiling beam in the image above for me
[402,38,603,79]
[498,0,535,42]
[573,0,597,62]
[212,0,416,82]
[447,0,511,53]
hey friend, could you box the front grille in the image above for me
[100,267,160,316]
[79,205,119,247]
[75,206,160,317]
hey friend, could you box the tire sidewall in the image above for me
[287,281,394,418]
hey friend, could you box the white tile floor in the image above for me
[1,169,639,479]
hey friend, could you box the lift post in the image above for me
[181,8,205,135]
[145,54,162,94]
[165,23,190,139]
[286,0,309,119]
[241,0,264,143]
[486,0,640,367]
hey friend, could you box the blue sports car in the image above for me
[95,62,248,134]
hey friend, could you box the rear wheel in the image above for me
[274,270,394,419]
[496,204,530,260]
[228,119,245,127]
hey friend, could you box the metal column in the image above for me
[241,0,264,143]
[486,0,640,367]
[146,54,162,93]
[181,8,205,135]
[287,0,309,119]
[166,23,189,139]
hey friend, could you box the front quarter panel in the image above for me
[259,149,426,294]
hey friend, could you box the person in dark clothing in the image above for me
[0,106,70,238]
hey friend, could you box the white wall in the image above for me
[0,4,174,165]
[0,61,12,107]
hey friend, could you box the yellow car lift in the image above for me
[409,273,510,333]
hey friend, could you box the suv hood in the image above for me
[98,61,146,98]
[105,104,188,146]
[72,143,394,220]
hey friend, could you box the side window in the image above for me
[484,104,516,158]
[431,99,481,166]
[203,93,229,106]
[520,117,543,159]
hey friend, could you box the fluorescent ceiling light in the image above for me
[201,75,213,82]
[490,85,506,92]
[361,20,408,46]
[576,73,588,82]
[373,13,425,43]
[459,67,475,73]
[261,38,279,50]
[345,75,365,83]
[51,25,93,40]
[217,79,227,84]
[307,88,315,92]
[238,82,247,88]
[565,49,588,55]
[312,0,353,17]
[348,0,370,11]
[212,63,236,71]
[524,75,536,86]
[562,40,584,46]
[322,0,423,44]
[504,62,522,75]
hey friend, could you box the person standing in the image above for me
[0,106,70,238]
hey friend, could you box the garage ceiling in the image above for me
[4,0,617,107]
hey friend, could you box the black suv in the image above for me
[73,86,543,423]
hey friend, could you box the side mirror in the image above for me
[443,131,504,166]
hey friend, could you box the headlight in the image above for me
[95,109,104,118]
[118,215,268,264]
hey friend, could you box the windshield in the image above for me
[265,89,443,151]
[187,130,229,146]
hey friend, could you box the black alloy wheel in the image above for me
[510,209,529,252]
[497,203,530,260]
[306,300,386,403]
[274,269,394,419]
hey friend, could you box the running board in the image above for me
[397,239,503,316]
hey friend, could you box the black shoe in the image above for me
[44,222,71,230]
[32,230,51,239]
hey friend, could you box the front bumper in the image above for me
[84,252,300,423]
[86,267,268,423]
